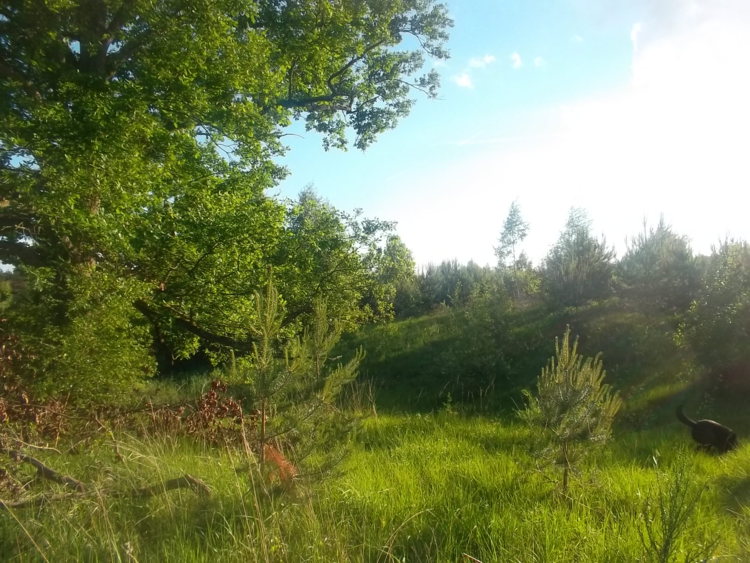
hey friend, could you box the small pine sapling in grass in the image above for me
[245,282,364,483]
[638,454,717,563]
[246,282,287,465]
[519,326,622,492]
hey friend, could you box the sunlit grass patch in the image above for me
[2,412,749,561]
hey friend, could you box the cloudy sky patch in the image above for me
[279,0,750,266]
[469,54,496,68]
[452,72,473,88]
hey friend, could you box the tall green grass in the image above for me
[2,412,748,561]
[3,296,747,561]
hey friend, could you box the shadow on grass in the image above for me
[717,471,750,515]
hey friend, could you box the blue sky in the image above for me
[276,0,750,267]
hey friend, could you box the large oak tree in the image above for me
[0,0,450,397]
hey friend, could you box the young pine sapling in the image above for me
[520,326,622,492]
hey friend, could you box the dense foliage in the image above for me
[357,210,750,403]
[542,208,615,306]
[617,219,699,313]
[0,0,451,398]
[679,241,750,391]
[0,6,747,563]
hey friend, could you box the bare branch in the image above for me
[4,449,85,491]
[129,474,211,498]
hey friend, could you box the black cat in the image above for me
[676,405,738,453]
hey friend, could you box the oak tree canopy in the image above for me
[0,0,450,396]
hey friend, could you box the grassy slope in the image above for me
[2,297,748,561]
[344,297,747,426]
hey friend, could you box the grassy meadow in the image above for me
[4,4,749,560]
[2,412,748,562]
[2,299,749,562]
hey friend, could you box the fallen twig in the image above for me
[0,448,210,509]
[9,440,62,455]
[0,474,210,510]
[0,492,87,510]
[129,474,211,498]
[4,449,85,491]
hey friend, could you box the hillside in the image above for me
[339,296,746,433]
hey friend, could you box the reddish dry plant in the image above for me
[0,466,25,500]
[1,374,272,456]
[1,325,68,442]
[263,443,298,487]
[144,402,186,434]
[142,380,260,446]
[1,321,26,424]
[0,394,69,444]
[186,379,243,431]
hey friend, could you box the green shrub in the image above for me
[617,219,699,314]
[10,267,154,403]
[542,208,614,306]
[678,241,750,392]
[242,283,364,476]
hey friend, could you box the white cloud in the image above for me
[547,6,750,258]
[510,52,522,69]
[389,2,750,266]
[452,72,473,88]
[451,55,497,89]
[572,34,584,43]
[630,22,643,52]
[533,56,545,67]
[469,54,496,68]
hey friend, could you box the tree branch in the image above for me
[0,240,46,267]
[95,0,135,75]
[325,38,387,92]
[278,38,388,110]
[133,298,254,351]
[3,449,86,491]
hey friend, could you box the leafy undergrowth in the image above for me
[2,412,749,562]
[339,297,729,423]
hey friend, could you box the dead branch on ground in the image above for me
[0,447,210,510]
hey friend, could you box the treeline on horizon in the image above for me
[396,207,732,318]
[3,195,750,403]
